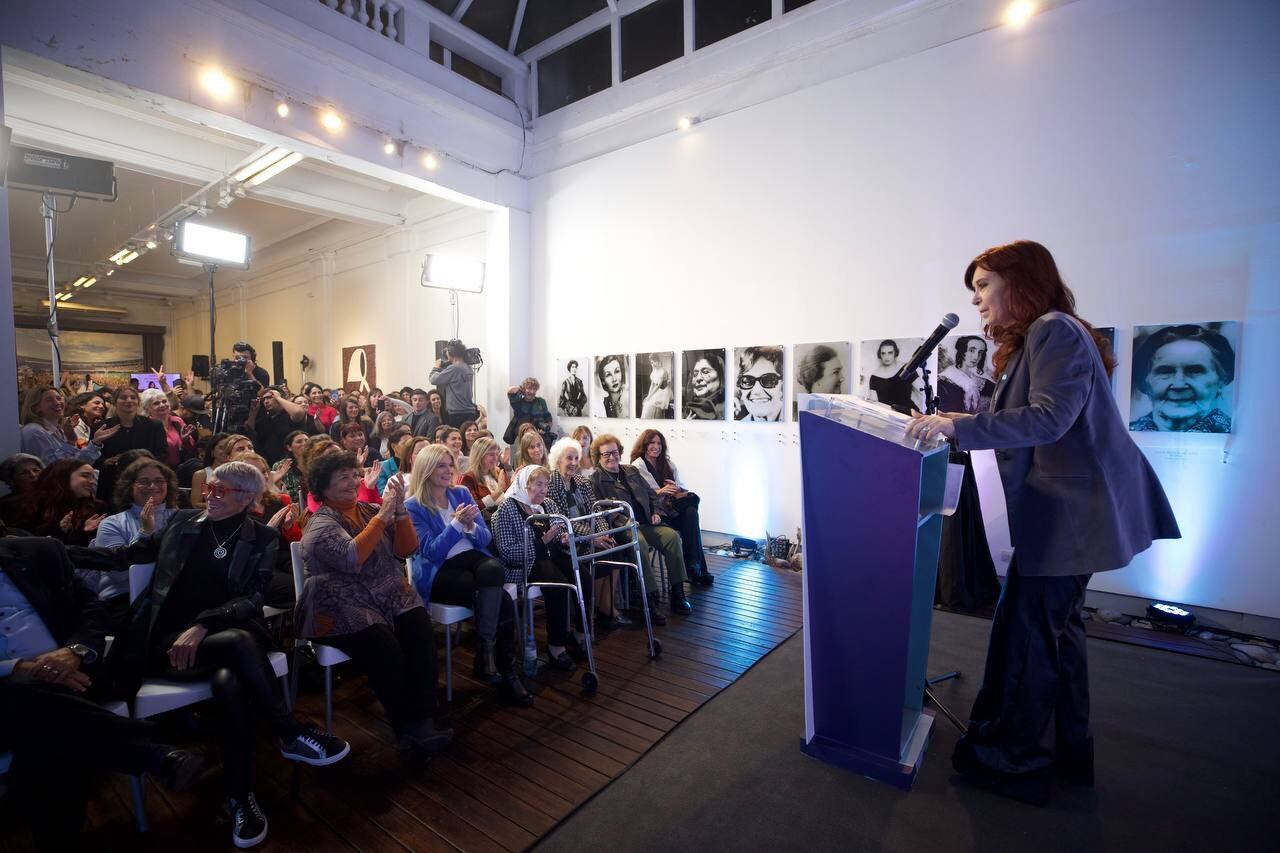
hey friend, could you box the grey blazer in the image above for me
[953,312,1179,577]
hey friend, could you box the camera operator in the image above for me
[232,341,271,387]
[429,340,479,428]
[247,386,316,466]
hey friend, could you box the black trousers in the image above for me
[443,409,478,428]
[530,549,589,645]
[960,561,1092,776]
[151,626,294,800]
[323,606,437,735]
[430,548,518,671]
[660,493,705,575]
[0,680,162,850]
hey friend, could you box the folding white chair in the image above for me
[406,556,473,702]
[288,542,350,735]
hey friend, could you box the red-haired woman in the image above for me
[20,459,108,546]
[907,240,1179,804]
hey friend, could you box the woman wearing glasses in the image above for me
[94,460,349,848]
[734,346,786,422]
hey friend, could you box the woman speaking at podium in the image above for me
[906,241,1179,805]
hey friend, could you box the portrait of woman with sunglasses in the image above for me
[733,346,786,422]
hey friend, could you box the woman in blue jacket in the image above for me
[404,444,531,706]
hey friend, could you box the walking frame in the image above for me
[521,499,663,691]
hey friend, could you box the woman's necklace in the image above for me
[211,519,244,559]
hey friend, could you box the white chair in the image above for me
[406,556,473,702]
[127,563,290,720]
[288,542,350,735]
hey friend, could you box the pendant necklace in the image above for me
[211,520,244,559]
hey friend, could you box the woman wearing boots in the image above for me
[299,450,454,765]
[405,445,532,707]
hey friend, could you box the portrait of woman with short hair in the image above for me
[793,341,850,418]
[733,345,786,422]
[592,354,630,419]
[1129,322,1238,433]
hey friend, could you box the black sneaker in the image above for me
[229,793,268,849]
[279,725,351,766]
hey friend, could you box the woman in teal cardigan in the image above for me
[404,444,531,706]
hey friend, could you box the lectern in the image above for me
[798,395,951,790]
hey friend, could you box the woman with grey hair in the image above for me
[140,387,195,466]
[94,459,350,848]
[1129,324,1236,432]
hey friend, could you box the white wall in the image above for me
[529,0,1280,617]
[170,201,501,411]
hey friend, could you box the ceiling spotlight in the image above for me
[383,140,398,156]
[217,182,234,208]
[161,228,174,242]
[677,115,697,131]
[199,66,236,101]
[105,268,115,276]
[1004,0,1036,27]
[320,110,343,131]
[422,151,440,170]
[276,101,290,118]
[145,239,157,250]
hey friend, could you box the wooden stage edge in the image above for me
[1,555,803,852]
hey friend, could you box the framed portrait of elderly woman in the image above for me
[682,348,727,420]
[936,334,997,415]
[592,353,631,419]
[793,341,851,419]
[556,357,589,417]
[734,345,786,422]
[636,351,676,419]
[1129,321,1239,433]
[858,337,926,412]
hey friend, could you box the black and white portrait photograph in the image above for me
[556,356,589,417]
[858,337,926,412]
[682,348,727,420]
[1129,321,1239,433]
[734,345,786,422]
[636,351,676,419]
[936,334,997,415]
[792,341,850,418]
[592,353,631,418]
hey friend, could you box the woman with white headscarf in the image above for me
[492,465,584,672]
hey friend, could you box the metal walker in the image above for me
[520,498,663,692]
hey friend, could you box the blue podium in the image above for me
[797,395,951,790]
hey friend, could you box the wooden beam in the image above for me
[509,0,530,53]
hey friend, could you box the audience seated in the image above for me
[589,434,692,622]
[459,419,480,456]
[404,445,531,706]
[0,453,43,529]
[298,435,380,510]
[0,533,203,850]
[88,457,179,629]
[371,412,403,460]
[630,429,713,586]
[457,436,510,522]
[547,437,629,628]
[95,460,349,848]
[191,434,253,509]
[19,459,108,547]
[493,465,585,672]
[405,388,441,438]
[94,385,167,467]
[512,428,548,473]
[572,425,595,476]
[66,390,107,446]
[377,434,420,494]
[278,429,310,506]
[302,382,338,430]
[296,450,453,763]
[234,452,303,547]
[248,387,314,466]
[328,395,374,443]
[439,427,467,473]
[139,388,195,467]
[19,385,110,465]
[504,378,556,447]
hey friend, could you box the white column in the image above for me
[0,60,20,457]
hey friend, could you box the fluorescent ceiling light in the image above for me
[81,277,97,288]
[113,250,140,266]
[232,147,292,183]
[245,151,302,187]
[421,253,485,294]
[176,219,250,269]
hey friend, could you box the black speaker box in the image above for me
[191,355,210,379]
[271,342,284,385]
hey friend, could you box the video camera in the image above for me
[209,357,261,432]
[435,338,483,367]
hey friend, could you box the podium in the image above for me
[797,394,951,790]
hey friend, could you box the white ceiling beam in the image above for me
[452,0,476,22]
[520,0,665,63]
[606,0,619,11]
[509,0,530,53]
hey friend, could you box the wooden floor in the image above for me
[3,556,803,852]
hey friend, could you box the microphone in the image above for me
[895,313,960,382]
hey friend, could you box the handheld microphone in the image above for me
[895,313,960,381]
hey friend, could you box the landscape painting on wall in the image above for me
[16,328,144,391]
